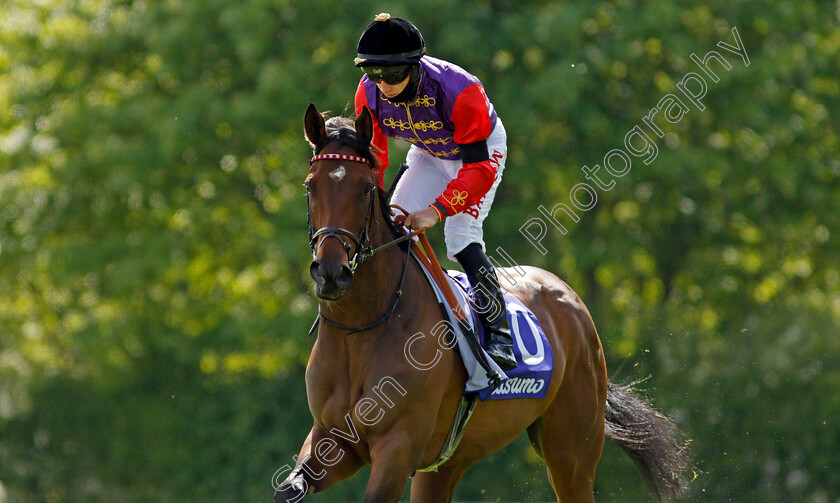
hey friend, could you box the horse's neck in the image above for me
[311,221,463,426]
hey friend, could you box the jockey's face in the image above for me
[374,74,411,99]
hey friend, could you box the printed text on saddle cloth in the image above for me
[450,271,554,400]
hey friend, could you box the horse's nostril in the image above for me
[310,261,326,285]
[311,260,352,291]
[335,265,354,289]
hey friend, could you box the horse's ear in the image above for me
[355,106,374,145]
[304,103,327,147]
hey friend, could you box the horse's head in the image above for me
[304,103,379,301]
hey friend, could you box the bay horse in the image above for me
[275,104,691,503]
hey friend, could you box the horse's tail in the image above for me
[604,381,694,501]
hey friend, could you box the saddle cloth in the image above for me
[413,253,554,400]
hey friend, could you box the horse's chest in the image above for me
[306,378,379,460]
[306,355,362,425]
[305,349,408,441]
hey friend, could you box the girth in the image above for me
[416,393,477,473]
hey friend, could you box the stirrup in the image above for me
[483,324,517,371]
[470,268,517,371]
[486,369,504,388]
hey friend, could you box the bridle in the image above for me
[307,153,378,272]
[307,152,418,335]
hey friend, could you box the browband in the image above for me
[310,153,371,165]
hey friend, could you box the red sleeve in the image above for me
[450,83,493,144]
[355,79,389,186]
[434,83,496,216]
[434,159,496,216]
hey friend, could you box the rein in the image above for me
[315,239,412,336]
[308,153,419,336]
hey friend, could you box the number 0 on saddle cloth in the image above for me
[417,265,555,400]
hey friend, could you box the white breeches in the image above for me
[390,119,507,259]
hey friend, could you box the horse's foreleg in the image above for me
[274,424,363,503]
[409,463,472,503]
[363,439,418,503]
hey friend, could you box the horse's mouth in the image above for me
[315,284,345,301]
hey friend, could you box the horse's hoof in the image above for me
[274,477,307,503]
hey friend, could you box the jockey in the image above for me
[353,13,516,371]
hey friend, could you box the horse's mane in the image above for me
[317,116,406,244]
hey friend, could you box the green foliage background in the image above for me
[1,0,838,501]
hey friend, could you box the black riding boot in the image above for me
[455,243,517,371]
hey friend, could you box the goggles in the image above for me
[361,65,412,85]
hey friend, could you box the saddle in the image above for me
[408,236,554,399]
[409,232,507,388]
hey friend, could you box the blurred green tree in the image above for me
[1,0,838,501]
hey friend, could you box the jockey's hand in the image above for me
[404,206,441,231]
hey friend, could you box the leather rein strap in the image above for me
[314,238,413,336]
[410,232,503,388]
[411,233,468,323]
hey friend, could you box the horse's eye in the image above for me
[362,183,375,195]
[303,182,311,194]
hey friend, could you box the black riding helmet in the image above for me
[355,13,425,67]
[355,14,425,103]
